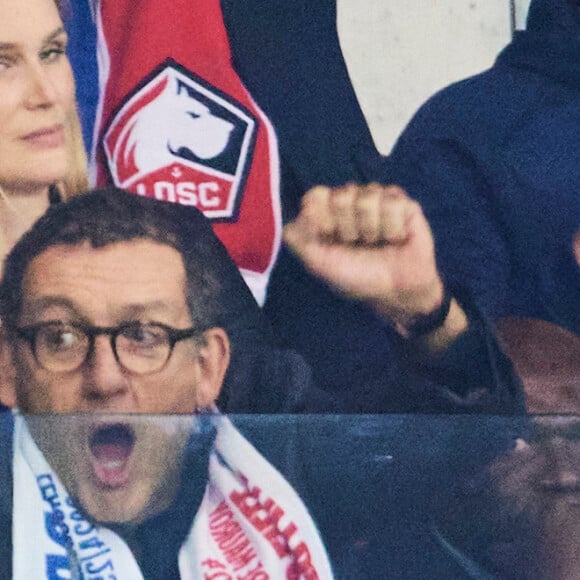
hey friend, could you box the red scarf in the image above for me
[92,0,281,304]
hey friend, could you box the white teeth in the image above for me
[104,461,123,469]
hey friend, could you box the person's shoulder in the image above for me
[394,61,539,151]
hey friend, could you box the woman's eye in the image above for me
[41,49,64,62]
[40,42,67,63]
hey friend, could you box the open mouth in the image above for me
[89,423,135,488]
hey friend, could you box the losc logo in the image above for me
[103,60,257,220]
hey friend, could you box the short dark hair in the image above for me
[0,188,261,337]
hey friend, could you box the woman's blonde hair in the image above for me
[55,0,89,199]
[57,106,89,200]
[0,0,89,264]
[0,0,87,316]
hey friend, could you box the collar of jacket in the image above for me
[495,0,580,91]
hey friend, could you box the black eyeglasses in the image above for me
[16,321,203,375]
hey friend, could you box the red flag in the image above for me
[92,0,281,304]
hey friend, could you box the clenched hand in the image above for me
[284,183,446,328]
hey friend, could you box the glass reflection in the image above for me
[1,412,579,578]
[435,416,580,579]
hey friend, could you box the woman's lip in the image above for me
[22,125,65,147]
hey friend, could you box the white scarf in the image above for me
[13,413,333,579]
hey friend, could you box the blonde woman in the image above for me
[0,0,86,401]
[0,0,87,273]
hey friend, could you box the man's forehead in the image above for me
[25,239,184,271]
[20,240,190,321]
[21,295,187,322]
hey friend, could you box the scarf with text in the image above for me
[12,413,333,579]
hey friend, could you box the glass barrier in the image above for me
[1,411,578,579]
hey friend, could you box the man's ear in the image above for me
[194,327,231,409]
[0,326,17,408]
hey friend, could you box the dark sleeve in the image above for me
[220,0,522,414]
[401,287,526,415]
[264,247,523,414]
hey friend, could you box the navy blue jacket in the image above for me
[389,0,580,335]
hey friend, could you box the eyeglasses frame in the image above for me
[14,320,204,375]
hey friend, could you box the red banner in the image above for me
[92,0,281,304]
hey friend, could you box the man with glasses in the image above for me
[0,187,529,578]
[0,188,333,578]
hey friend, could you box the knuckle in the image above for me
[355,194,377,217]
[383,184,409,199]
[330,188,354,212]
[407,199,425,219]
[302,185,329,207]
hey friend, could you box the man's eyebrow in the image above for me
[119,301,182,318]
[0,27,67,52]
[20,296,83,321]
[19,298,186,327]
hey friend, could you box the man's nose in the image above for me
[24,62,59,110]
[82,336,131,405]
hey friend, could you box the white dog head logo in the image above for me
[103,62,257,221]
[107,73,235,183]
